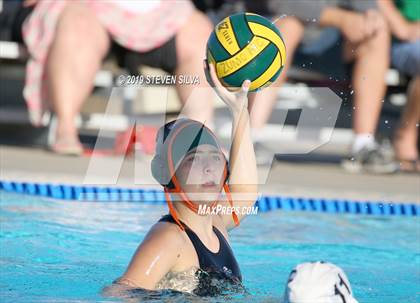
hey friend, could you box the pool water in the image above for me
[0,191,418,302]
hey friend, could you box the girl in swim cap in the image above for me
[110,62,258,295]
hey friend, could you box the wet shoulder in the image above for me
[146,219,189,248]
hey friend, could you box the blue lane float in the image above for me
[1,180,418,217]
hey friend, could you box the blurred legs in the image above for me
[46,3,110,152]
[394,76,420,160]
[348,20,390,137]
[248,17,305,130]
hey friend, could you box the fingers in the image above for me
[237,80,251,101]
[205,60,230,101]
[363,11,376,38]
[207,61,245,92]
[342,14,365,44]
[364,10,385,38]
[241,80,251,93]
[208,62,225,92]
[204,59,250,104]
[203,59,214,87]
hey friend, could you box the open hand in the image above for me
[340,10,385,44]
[204,59,250,115]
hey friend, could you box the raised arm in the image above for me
[205,61,258,230]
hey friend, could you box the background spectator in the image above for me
[14,0,215,155]
[378,0,420,172]
[245,0,397,173]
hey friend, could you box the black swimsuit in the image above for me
[159,214,242,296]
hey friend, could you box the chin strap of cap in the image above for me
[164,181,239,231]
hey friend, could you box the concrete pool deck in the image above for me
[1,145,419,204]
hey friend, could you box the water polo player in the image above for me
[111,62,258,295]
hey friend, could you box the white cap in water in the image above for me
[284,261,358,303]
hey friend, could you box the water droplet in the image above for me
[352,106,356,110]
[416,123,419,128]
[350,90,354,95]
[340,91,344,95]
[384,120,388,124]
[312,18,317,22]
[302,64,306,67]
[350,157,355,161]
[381,99,385,103]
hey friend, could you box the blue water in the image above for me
[0,191,418,302]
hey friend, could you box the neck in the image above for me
[173,200,214,237]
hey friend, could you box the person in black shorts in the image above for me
[245,1,397,173]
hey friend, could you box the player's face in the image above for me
[176,145,226,203]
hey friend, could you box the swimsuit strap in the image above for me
[158,214,242,281]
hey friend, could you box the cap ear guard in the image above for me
[151,124,174,188]
[151,154,168,186]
